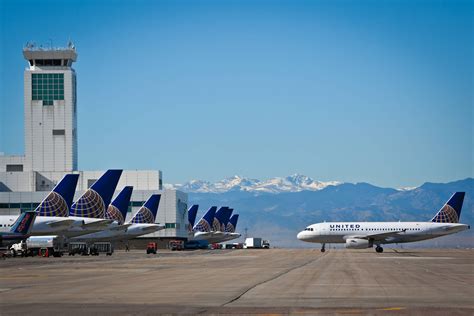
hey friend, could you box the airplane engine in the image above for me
[345,238,370,249]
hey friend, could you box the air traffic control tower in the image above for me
[0,43,189,245]
[23,44,78,172]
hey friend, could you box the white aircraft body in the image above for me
[72,193,164,242]
[297,192,469,253]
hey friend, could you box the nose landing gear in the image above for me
[321,243,326,252]
[375,245,384,253]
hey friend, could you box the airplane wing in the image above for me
[82,219,114,229]
[45,219,76,228]
[347,229,406,242]
[109,223,132,231]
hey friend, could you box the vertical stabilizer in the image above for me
[188,205,199,232]
[130,194,161,224]
[70,169,122,218]
[36,174,79,217]
[431,192,465,223]
[225,214,239,233]
[11,211,37,235]
[194,206,217,232]
[106,186,133,225]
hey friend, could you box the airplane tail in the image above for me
[36,174,80,217]
[213,207,229,231]
[222,208,234,231]
[431,192,465,223]
[187,205,199,232]
[130,194,161,224]
[214,207,233,231]
[225,214,239,233]
[193,206,217,232]
[10,211,37,235]
[70,169,122,218]
[106,186,133,225]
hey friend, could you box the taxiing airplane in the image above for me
[297,192,469,253]
[0,211,37,247]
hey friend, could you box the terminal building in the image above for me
[0,43,188,246]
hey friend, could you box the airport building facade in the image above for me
[0,44,189,243]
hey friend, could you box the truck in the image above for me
[69,242,89,256]
[262,240,270,249]
[9,241,27,257]
[244,237,262,249]
[169,240,184,251]
[89,242,113,256]
[147,242,158,254]
[24,236,67,257]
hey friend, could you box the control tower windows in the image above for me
[31,73,64,105]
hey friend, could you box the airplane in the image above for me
[0,174,79,235]
[122,194,164,239]
[297,192,470,253]
[0,211,37,247]
[210,213,241,243]
[69,186,134,242]
[187,205,199,234]
[64,169,123,237]
[191,206,217,240]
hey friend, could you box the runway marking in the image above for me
[378,307,406,311]
[376,257,454,260]
[222,253,328,307]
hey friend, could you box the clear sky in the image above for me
[0,0,472,187]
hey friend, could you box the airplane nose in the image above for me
[297,231,304,240]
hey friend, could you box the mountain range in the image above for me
[166,174,341,193]
[167,176,473,248]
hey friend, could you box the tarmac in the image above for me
[0,248,473,315]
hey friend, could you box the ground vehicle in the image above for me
[211,243,222,249]
[90,242,113,256]
[262,240,270,249]
[169,240,184,251]
[9,241,27,257]
[244,237,262,249]
[26,236,66,257]
[69,242,89,256]
[184,240,209,250]
[147,242,158,254]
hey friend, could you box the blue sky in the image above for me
[0,0,472,187]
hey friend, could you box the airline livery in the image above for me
[297,192,469,253]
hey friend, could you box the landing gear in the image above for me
[321,243,326,253]
[375,246,384,253]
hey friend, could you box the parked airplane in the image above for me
[122,194,164,239]
[211,213,241,243]
[0,211,37,247]
[64,169,123,237]
[191,206,217,240]
[0,174,79,235]
[70,186,134,242]
[297,192,469,253]
[187,205,199,233]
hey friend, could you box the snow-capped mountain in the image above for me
[165,174,341,193]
